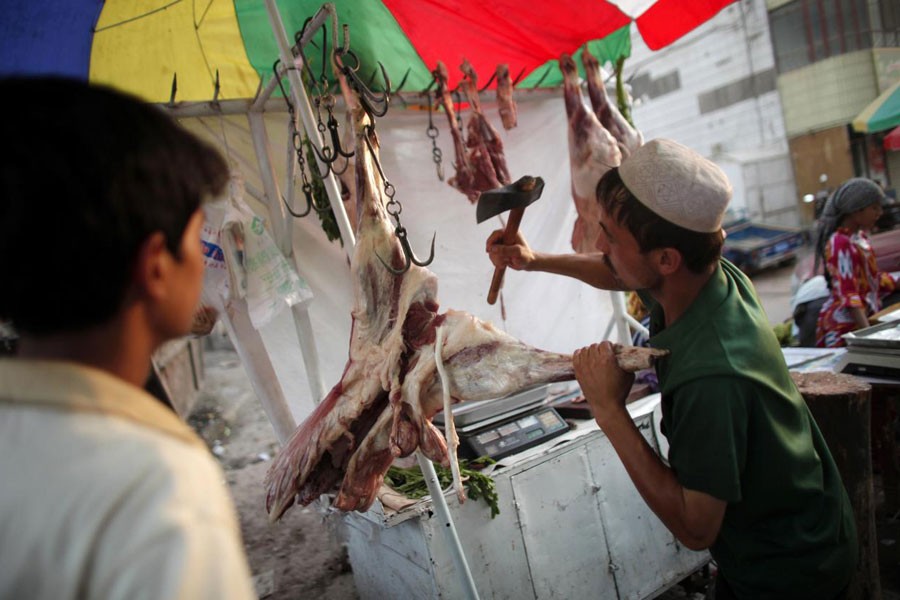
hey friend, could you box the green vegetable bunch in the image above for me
[385,457,500,519]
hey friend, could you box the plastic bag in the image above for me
[203,173,314,328]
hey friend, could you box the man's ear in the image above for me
[132,232,171,301]
[655,247,683,275]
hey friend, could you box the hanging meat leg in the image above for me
[580,49,643,159]
[496,64,517,130]
[560,52,621,254]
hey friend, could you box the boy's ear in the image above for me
[132,232,170,301]
[654,247,683,276]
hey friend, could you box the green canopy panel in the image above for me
[852,80,900,134]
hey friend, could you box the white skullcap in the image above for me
[618,139,732,232]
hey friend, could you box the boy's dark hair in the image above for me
[0,77,229,335]
[596,168,724,273]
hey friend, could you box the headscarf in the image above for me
[813,177,884,286]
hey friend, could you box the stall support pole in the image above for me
[248,110,327,406]
[221,297,296,445]
[247,111,291,256]
[603,291,648,345]
[263,0,356,259]
[416,452,481,600]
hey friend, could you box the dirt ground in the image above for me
[188,344,357,599]
[186,263,900,599]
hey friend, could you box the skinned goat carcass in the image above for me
[580,50,643,159]
[264,106,576,520]
[496,64,517,130]
[560,53,621,254]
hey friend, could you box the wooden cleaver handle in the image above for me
[487,206,526,305]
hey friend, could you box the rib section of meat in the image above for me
[264,106,575,520]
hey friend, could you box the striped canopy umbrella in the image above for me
[1,0,735,104]
[853,80,900,134]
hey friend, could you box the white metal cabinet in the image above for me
[342,394,709,599]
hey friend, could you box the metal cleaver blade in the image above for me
[475,175,545,224]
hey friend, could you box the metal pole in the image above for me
[247,111,291,255]
[609,291,632,345]
[290,301,327,403]
[221,297,296,444]
[263,0,356,256]
[247,111,326,405]
[415,452,481,600]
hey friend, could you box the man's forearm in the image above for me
[597,409,724,550]
[529,252,623,290]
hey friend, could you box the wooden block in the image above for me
[791,371,880,600]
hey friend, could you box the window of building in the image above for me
[769,0,878,73]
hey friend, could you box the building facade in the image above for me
[625,0,799,225]
[767,0,899,223]
[623,0,899,228]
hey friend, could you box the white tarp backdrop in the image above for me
[181,95,617,423]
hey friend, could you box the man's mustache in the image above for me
[603,254,616,275]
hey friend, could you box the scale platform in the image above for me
[432,384,570,460]
[841,320,900,379]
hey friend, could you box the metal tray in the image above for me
[432,384,549,428]
[842,320,900,349]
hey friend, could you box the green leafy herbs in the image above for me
[303,137,345,246]
[385,457,500,518]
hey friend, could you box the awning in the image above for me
[0,0,737,104]
[885,126,900,152]
[852,80,900,133]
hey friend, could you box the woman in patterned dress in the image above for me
[814,178,899,347]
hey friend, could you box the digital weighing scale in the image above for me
[840,320,900,379]
[432,384,570,460]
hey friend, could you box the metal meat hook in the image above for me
[376,226,436,275]
[283,183,333,219]
[338,51,392,117]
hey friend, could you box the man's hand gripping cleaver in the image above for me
[476,175,545,305]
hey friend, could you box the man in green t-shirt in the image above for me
[486,139,856,599]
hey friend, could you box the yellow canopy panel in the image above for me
[89,0,261,103]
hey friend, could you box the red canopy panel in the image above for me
[635,0,737,49]
[382,0,630,88]
[382,0,736,87]
[885,126,900,152]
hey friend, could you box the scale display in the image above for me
[455,406,569,461]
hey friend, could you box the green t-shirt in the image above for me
[641,259,857,599]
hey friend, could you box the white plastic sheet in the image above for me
[182,96,616,423]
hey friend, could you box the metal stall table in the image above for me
[341,393,709,600]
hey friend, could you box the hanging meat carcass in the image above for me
[580,49,643,159]
[496,64,517,130]
[560,52,621,254]
[264,105,577,519]
[434,61,478,202]
[460,59,511,190]
[434,60,512,203]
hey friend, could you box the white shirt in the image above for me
[0,359,256,599]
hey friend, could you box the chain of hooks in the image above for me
[276,15,436,273]
[426,91,444,182]
[362,124,435,274]
[273,60,332,218]
[292,22,353,178]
